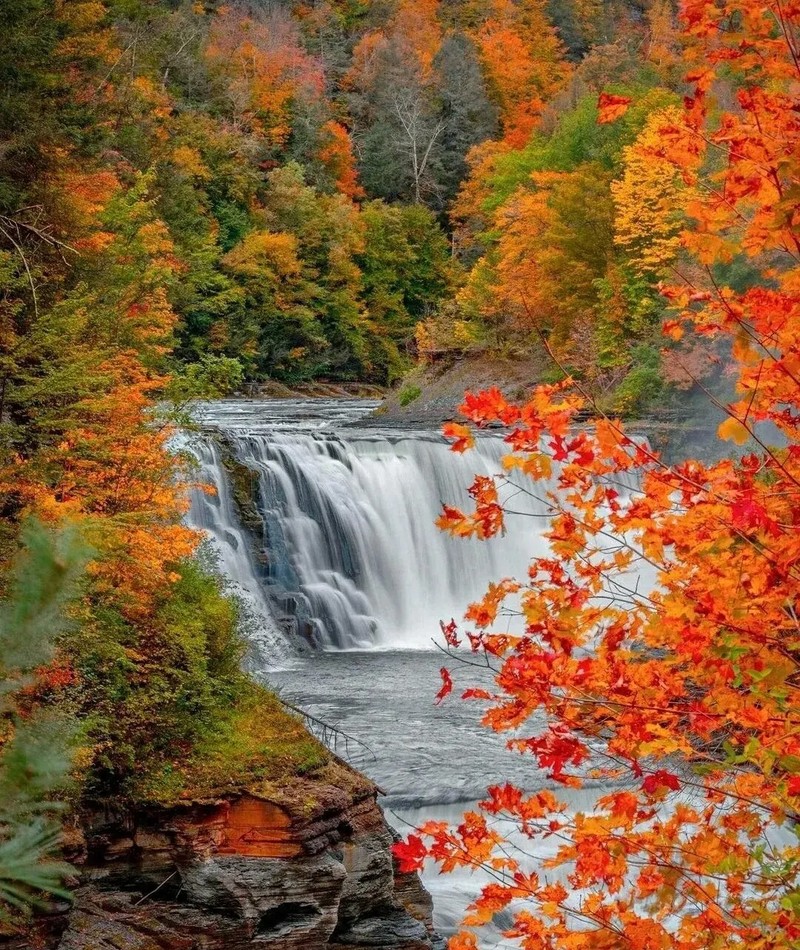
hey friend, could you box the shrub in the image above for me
[398,384,422,406]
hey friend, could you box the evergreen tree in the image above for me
[433,32,499,202]
[0,521,88,917]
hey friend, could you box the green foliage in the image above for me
[0,521,89,918]
[0,522,87,675]
[594,264,667,369]
[476,85,680,219]
[176,162,457,385]
[398,384,422,406]
[0,0,66,208]
[359,201,456,380]
[70,554,261,799]
[610,345,664,417]
[137,686,328,805]
[166,354,245,403]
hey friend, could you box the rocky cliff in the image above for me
[16,769,442,950]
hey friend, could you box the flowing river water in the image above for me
[183,399,616,940]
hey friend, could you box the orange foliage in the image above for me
[646,0,680,78]
[393,0,443,82]
[469,0,568,145]
[318,120,365,200]
[450,138,513,231]
[396,1,800,946]
[345,0,442,91]
[206,6,324,145]
[458,164,614,361]
[1,159,196,621]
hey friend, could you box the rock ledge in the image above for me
[17,782,442,950]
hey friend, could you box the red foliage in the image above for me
[597,92,633,124]
[397,3,800,946]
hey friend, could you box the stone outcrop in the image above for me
[14,777,442,950]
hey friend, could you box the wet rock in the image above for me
[331,907,432,949]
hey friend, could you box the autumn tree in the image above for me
[358,200,456,376]
[433,33,499,202]
[646,0,680,81]
[0,0,276,806]
[479,165,615,353]
[317,119,365,200]
[205,5,324,149]
[611,105,687,278]
[345,17,446,204]
[468,0,569,146]
[396,2,800,948]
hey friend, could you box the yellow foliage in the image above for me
[55,1,107,30]
[221,231,302,279]
[171,145,211,180]
[611,106,687,276]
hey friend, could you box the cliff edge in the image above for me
[7,689,442,950]
[17,768,441,950]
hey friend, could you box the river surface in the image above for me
[183,399,606,941]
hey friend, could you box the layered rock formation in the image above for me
[17,775,442,950]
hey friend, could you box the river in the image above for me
[184,398,607,941]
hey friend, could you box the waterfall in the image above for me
[185,399,554,652]
[184,399,650,942]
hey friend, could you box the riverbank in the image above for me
[373,357,723,459]
[248,381,388,401]
[12,702,441,950]
[233,358,724,463]
[374,355,548,427]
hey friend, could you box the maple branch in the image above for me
[515,295,800,594]
[702,264,800,391]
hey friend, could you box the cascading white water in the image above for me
[182,435,292,666]
[188,400,553,651]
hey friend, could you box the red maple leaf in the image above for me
[392,834,427,872]
[462,687,492,701]
[731,491,778,536]
[516,725,588,779]
[440,618,461,647]
[442,422,475,453]
[435,667,453,705]
[642,770,681,795]
[481,783,523,814]
[597,92,633,124]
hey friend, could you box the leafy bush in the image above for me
[611,345,663,417]
[70,555,257,799]
[398,384,422,406]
